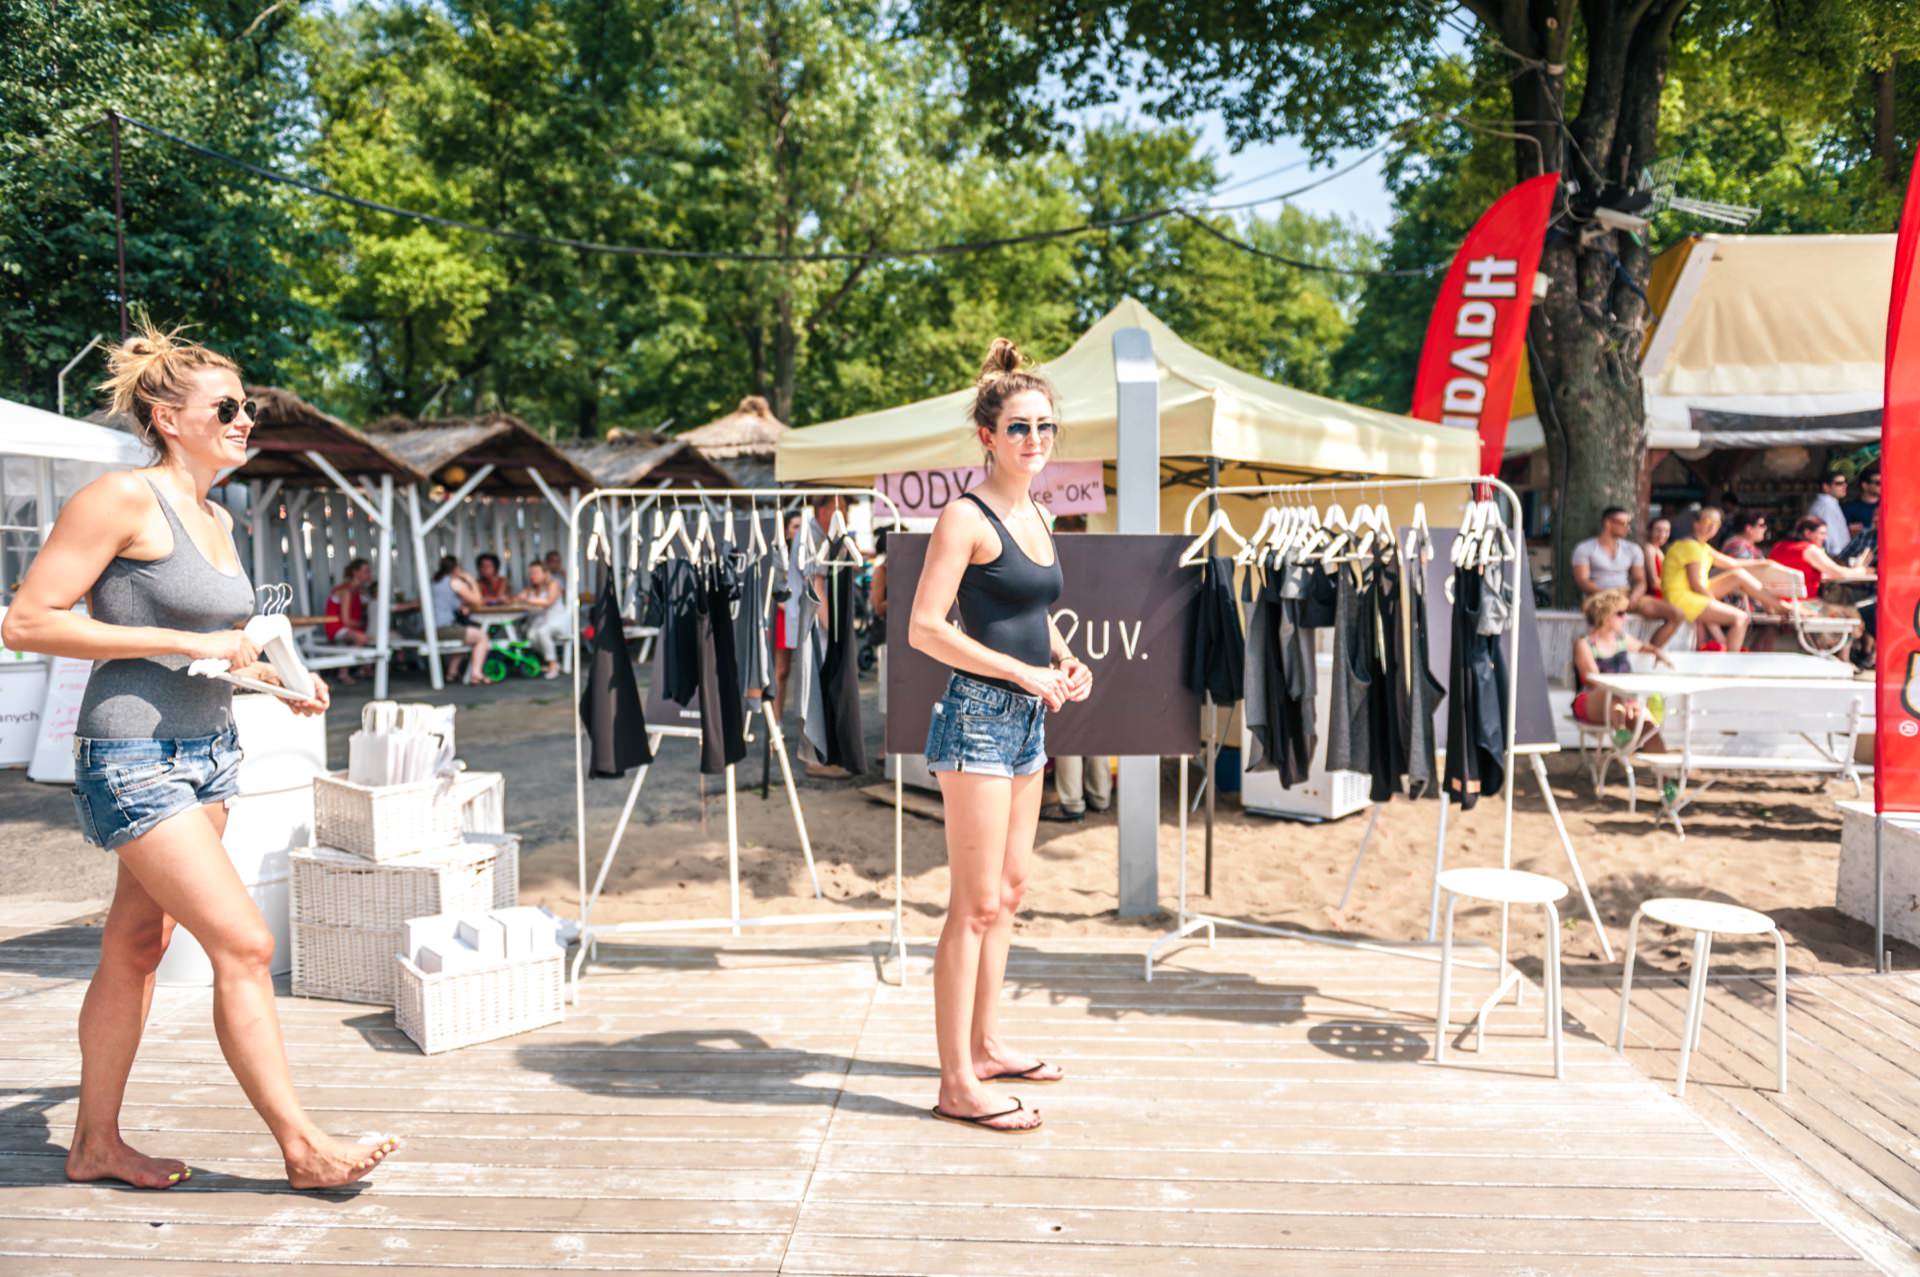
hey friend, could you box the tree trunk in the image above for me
[1873,60,1901,191]
[1490,0,1684,605]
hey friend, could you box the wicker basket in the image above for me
[394,951,565,1054]
[313,771,462,862]
[291,842,502,930]
[289,834,520,1004]
[291,920,406,1004]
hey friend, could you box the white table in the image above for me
[1584,667,1868,835]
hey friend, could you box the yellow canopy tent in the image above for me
[777,299,1479,528]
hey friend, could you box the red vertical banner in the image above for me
[1877,147,1920,812]
[1410,173,1560,475]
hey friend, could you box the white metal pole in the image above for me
[406,485,444,690]
[372,475,394,698]
[571,495,589,945]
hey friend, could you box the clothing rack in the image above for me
[564,486,909,999]
[1146,475,1551,1047]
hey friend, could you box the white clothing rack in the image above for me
[565,487,908,999]
[1146,475,1576,1047]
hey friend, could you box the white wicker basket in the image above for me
[291,920,405,1004]
[313,771,462,862]
[289,834,520,1004]
[394,951,565,1054]
[291,842,502,930]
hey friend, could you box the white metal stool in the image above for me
[1616,897,1787,1097]
[1434,867,1568,1079]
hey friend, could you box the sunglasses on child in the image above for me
[998,418,1059,441]
[211,397,257,425]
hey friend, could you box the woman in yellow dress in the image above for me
[1660,506,1802,651]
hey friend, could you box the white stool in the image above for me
[1616,897,1787,1097]
[1434,867,1568,1079]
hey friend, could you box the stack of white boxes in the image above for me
[289,702,521,1006]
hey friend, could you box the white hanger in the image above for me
[1179,508,1247,566]
[815,509,866,567]
[1237,505,1284,565]
[586,507,611,565]
[747,504,770,557]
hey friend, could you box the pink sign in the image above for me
[876,460,1107,518]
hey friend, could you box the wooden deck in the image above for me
[0,926,1882,1274]
[1565,970,1920,1276]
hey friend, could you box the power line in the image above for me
[116,112,1446,276]
[1176,211,1440,278]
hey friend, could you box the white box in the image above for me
[1838,801,1920,949]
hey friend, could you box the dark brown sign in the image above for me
[885,533,1203,756]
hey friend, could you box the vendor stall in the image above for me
[680,396,788,491]
[777,298,1479,530]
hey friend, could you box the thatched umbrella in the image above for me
[561,428,737,489]
[680,395,787,489]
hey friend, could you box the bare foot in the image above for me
[974,1048,1064,1083]
[284,1133,399,1189]
[933,1087,1043,1131]
[66,1134,190,1189]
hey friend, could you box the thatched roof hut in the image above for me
[679,396,787,488]
[365,412,597,495]
[560,428,737,489]
[239,386,422,482]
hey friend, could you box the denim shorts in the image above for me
[71,725,244,852]
[924,673,1046,778]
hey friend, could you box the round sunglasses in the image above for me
[211,397,258,425]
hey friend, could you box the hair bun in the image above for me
[976,337,1026,386]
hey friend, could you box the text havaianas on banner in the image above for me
[1409,173,1560,475]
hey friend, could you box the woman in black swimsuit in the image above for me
[906,339,1092,1133]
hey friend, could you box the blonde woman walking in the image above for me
[2,321,398,1189]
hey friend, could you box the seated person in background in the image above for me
[322,556,374,684]
[1717,510,1769,561]
[1840,471,1880,541]
[1661,506,1802,653]
[515,561,570,679]
[1572,588,1669,752]
[1768,514,1875,660]
[429,555,489,685]
[1571,506,1680,648]
[1806,471,1851,557]
[543,550,568,591]
[1642,515,1671,600]
[474,552,510,604]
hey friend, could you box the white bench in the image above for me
[1592,670,1867,837]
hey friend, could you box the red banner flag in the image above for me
[1410,173,1560,474]
[1877,147,1920,812]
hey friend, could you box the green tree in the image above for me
[915,0,1920,601]
[0,0,324,408]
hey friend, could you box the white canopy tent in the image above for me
[1506,233,1896,456]
[1,397,150,605]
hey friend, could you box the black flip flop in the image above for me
[929,1098,1043,1133]
[982,1061,1062,1084]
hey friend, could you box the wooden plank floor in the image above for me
[1564,969,1920,1276]
[0,925,1874,1275]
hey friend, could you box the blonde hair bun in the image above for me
[96,311,239,446]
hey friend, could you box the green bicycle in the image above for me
[480,632,544,682]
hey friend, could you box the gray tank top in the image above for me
[75,477,257,740]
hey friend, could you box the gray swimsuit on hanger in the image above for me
[75,478,257,740]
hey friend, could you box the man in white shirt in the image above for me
[1807,472,1851,558]
[1570,506,1681,648]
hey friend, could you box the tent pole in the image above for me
[406,485,444,691]
[372,475,393,698]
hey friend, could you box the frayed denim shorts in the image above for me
[71,725,244,852]
[925,672,1046,779]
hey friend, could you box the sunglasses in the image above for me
[212,397,257,425]
[1000,418,1059,441]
